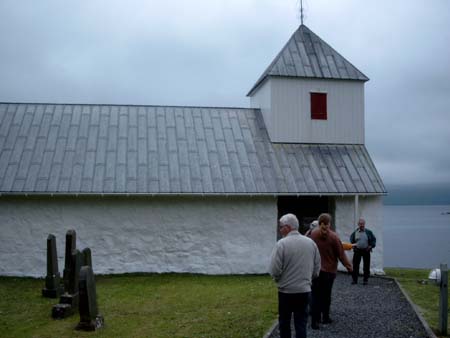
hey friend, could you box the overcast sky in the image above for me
[1,0,449,187]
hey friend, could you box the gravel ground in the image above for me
[266,273,430,338]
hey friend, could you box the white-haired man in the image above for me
[269,213,321,338]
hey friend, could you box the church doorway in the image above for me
[277,196,331,238]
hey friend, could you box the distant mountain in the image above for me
[383,183,450,205]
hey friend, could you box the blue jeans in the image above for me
[278,291,309,338]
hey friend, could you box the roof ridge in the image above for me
[0,102,256,111]
[246,29,299,95]
[303,25,369,81]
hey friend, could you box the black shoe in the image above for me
[351,281,357,285]
[322,317,333,324]
[363,280,368,285]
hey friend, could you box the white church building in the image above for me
[0,25,385,277]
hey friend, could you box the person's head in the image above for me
[358,218,366,231]
[278,213,299,237]
[318,213,332,237]
[310,220,319,230]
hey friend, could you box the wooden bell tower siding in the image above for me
[0,25,385,277]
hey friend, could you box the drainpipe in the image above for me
[354,195,359,226]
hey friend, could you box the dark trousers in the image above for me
[278,291,309,338]
[311,271,336,325]
[352,248,371,282]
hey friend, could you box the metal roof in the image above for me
[247,25,369,96]
[0,103,385,195]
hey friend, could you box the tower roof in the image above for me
[247,25,369,96]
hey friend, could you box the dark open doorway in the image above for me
[277,196,331,238]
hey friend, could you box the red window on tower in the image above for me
[310,92,327,120]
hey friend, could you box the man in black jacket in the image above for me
[350,218,376,285]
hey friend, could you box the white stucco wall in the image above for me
[334,195,384,274]
[0,195,277,277]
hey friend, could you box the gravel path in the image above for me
[266,273,431,338]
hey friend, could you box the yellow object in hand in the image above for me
[342,242,354,251]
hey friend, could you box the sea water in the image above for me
[383,204,450,269]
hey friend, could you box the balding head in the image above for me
[358,218,366,230]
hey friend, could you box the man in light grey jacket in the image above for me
[269,213,321,338]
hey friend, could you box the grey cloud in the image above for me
[1,0,449,187]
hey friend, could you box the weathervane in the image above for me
[300,0,305,25]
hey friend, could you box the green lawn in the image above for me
[0,274,277,338]
[4,268,446,337]
[385,267,449,335]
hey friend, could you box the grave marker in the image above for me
[52,249,82,318]
[63,229,76,292]
[82,247,92,269]
[42,234,63,298]
[76,266,104,331]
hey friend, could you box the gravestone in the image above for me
[82,248,92,269]
[76,266,104,331]
[52,249,82,319]
[63,230,76,292]
[42,234,63,298]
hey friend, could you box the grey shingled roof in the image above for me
[0,103,385,195]
[247,25,369,96]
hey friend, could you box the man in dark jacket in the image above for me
[350,218,376,285]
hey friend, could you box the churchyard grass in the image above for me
[0,273,277,338]
[385,267,450,335]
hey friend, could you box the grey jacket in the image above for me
[269,230,321,293]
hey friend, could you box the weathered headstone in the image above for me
[82,248,92,269]
[63,230,76,292]
[52,249,82,319]
[76,266,104,331]
[42,234,63,298]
